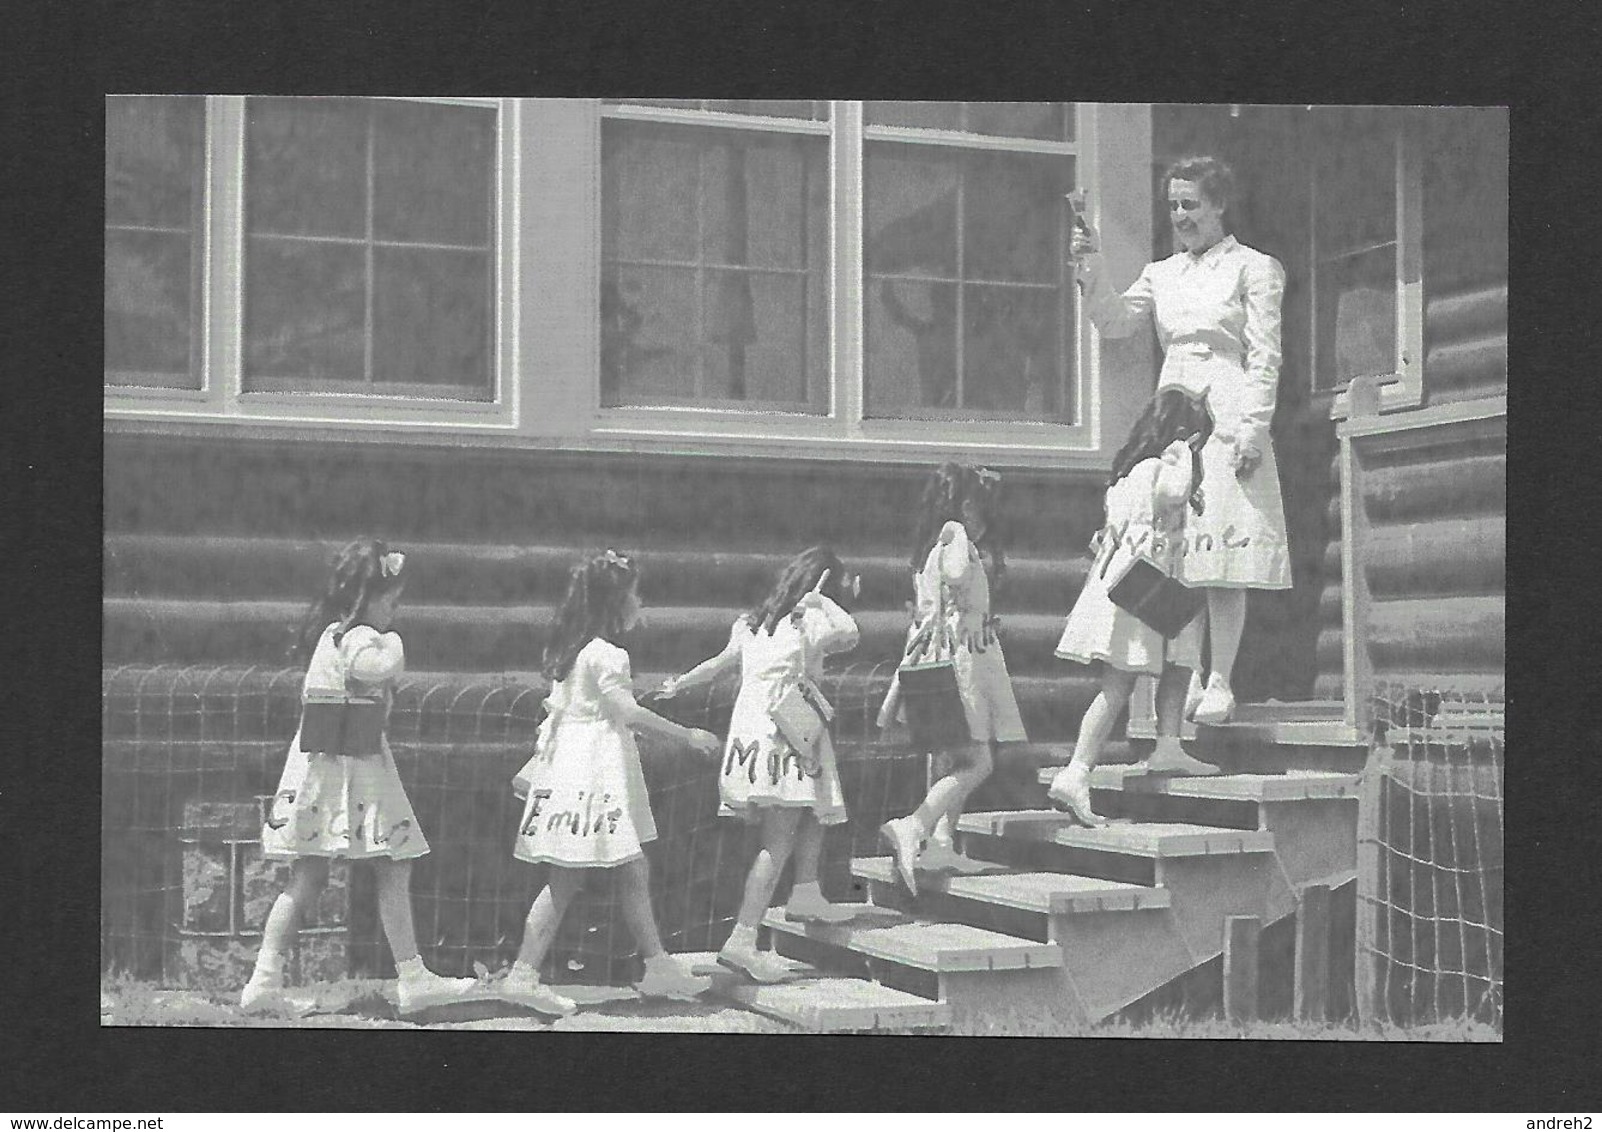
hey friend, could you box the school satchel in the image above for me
[1104,553,1205,639]
[298,691,386,757]
[896,586,972,752]
[773,676,835,774]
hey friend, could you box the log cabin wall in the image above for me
[1314,109,1508,703]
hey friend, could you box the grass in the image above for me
[100,974,1499,1039]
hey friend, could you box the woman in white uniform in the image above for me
[1071,155,1292,724]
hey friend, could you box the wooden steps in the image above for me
[682,951,950,1033]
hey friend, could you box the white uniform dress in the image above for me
[720,597,858,826]
[262,624,428,861]
[1083,235,1292,589]
[1055,450,1206,676]
[878,521,1028,745]
[512,638,657,869]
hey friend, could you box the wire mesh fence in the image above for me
[102,659,928,990]
[1356,681,1504,1031]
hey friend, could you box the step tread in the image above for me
[680,952,949,1032]
[761,909,1063,973]
[1033,767,1361,802]
[851,857,1171,913]
[1129,716,1366,747]
[959,811,1277,857]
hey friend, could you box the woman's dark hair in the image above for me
[745,546,850,636]
[910,462,1007,582]
[542,550,640,683]
[290,538,408,665]
[1109,389,1214,514]
[1164,154,1238,220]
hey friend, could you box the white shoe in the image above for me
[1048,764,1107,826]
[497,969,577,1017]
[1192,676,1236,726]
[240,970,314,1015]
[1144,745,1223,777]
[634,956,712,1001]
[1183,671,1207,721]
[717,944,798,984]
[880,817,922,895]
[785,891,859,924]
[395,968,478,1015]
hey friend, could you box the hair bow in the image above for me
[380,551,406,578]
[601,549,631,569]
[975,467,1001,486]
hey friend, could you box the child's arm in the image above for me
[659,625,742,697]
[1152,451,1194,511]
[798,593,860,656]
[596,649,720,758]
[933,520,976,589]
[346,629,405,683]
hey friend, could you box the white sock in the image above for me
[510,960,541,982]
[395,956,426,979]
[253,948,286,979]
[790,881,823,904]
[724,924,758,952]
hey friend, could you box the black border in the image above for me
[10,0,1594,1114]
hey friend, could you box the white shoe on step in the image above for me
[1192,676,1236,726]
[497,969,577,1017]
[395,968,478,1015]
[1047,764,1107,826]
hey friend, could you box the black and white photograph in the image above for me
[98,96,1507,1042]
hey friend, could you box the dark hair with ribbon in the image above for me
[290,538,408,665]
[909,462,1008,582]
[1108,389,1213,515]
[542,550,640,683]
[745,545,851,637]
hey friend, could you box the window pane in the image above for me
[865,279,958,414]
[105,230,196,385]
[965,102,1069,142]
[964,150,1066,283]
[243,240,365,384]
[1316,113,1397,257]
[867,101,1073,141]
[106,95,203,228]
[866,101,963,131]
[105,95,203,388]
[601,120,828,411]
[1315,245,1397,391]
[373,248,492,391]
[964,285,1066,417]
[601,265,699,404]
[866,142,1075,422]
[606,99,827,120]
[245,97,367,239]
[373,101,496,246]
[865,145,959,278]
[242,97,498,397]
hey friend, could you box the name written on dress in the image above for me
[264,790,415,849]
[1103,518,1251,559]
[519,788,624,839]
[725,738,818,786]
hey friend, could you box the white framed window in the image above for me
[1310,107,1425,415]
[105,95,207,394]
[594,100,1103,454]
[105,95,517,428]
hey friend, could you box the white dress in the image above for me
[1083,235,1293,589]
[720,598,858,826]
[1055,451,1205,676]
[261,624,429,861]
[512,639,657,869]
[878,522,1028,745]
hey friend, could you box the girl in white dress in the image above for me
[1072,155,1292,723]
[496,550,722,1016]
[244,539,476,1016]
[878,464,1027,894]
[1050,391,1223,825]
[660,548,862,983]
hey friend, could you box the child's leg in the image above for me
[912,742,993,839]
[1049,667,1138,823]
[1148,664,1223,775]
[516,866,586,971]
[1197,588,1247,721]
[788,813,825,891]
[372,858,421,964]
[248,857,328,987]
[622,856,714,995]
[720,808,804,981]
